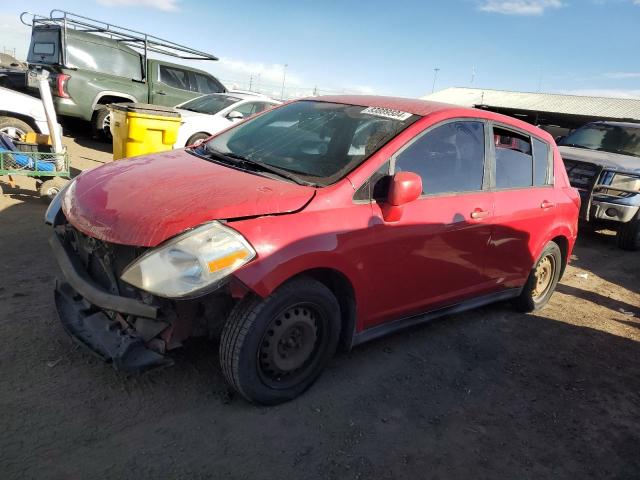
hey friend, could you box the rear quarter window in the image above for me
[532,137,552,186]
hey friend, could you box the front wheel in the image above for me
[616,217,640,251]
[514,241,562,312]
[219,277,341,405]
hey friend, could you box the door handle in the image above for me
[155,91,166,95]
[540,200,555,209]
[470,209,490,219]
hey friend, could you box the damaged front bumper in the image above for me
[50,233,172,373]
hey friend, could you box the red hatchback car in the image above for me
[46,96,580,404]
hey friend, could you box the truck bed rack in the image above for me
[20,9,218,62]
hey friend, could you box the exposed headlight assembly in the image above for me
[121,221,256,298]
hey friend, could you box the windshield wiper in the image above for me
[202,147,316,186]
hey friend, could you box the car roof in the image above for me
[306,95,555,142]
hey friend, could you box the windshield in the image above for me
[179,94,241,114]
[559,124,640,157]
[200,100,419,185]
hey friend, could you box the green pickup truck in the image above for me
[23,10,224,137]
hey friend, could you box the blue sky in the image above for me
[1,0,639,99]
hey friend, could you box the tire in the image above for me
[39,177,67,203]
[0,116,34,141]
[185,132,211,147]
[219,277,341,405]
[514,241,562,312]
[616,217,640,251]
[92,106,112,141]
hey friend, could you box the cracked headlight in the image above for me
[121,221,256,298]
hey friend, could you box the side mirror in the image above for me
[227,110,244,121]
[381,171,422,222]
[555,135,565,143]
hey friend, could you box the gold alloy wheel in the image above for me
[532,254,556,300]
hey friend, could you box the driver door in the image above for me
[363,120,496,327]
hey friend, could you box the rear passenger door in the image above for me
[152,64,198,106]
[487,124,556,288]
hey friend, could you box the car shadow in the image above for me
[569,227,639,294]
[556,283,639,317]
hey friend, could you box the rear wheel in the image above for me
[0,116,34,141]
[616,217,640,251]
[92,106,112,141]
[514,241,562,312]
[219,277,340,405]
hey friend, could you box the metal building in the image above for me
[423,87,640,135]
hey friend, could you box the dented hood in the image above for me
[62,150,315,247]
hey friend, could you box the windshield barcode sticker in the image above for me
[361,106,412,121]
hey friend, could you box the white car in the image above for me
[174,91,281,147]
[0,85,53,139]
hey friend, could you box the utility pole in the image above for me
[471,66,476,85]
[248,74,253,91]
[431,68,440,94]
[280,64,288,100]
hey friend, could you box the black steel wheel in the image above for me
[219,277,340,405]
[514,241,562,312]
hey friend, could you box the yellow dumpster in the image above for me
[110,103,181,160]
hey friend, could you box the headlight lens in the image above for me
[611,173,640,191]
[120,221,256,298]
[605,173,640,196]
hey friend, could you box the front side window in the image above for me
[201,101,418,185]
[494,127,533,189]
[558,123,640,157]
[395,121,485,195]
[159,65,190,90]
[179,94,241,114]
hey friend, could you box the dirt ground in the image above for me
[0,125,639,480]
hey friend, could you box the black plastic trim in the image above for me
[49,233,158,319]
[352,288,521,347]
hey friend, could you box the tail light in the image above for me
[54,74,70,98]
